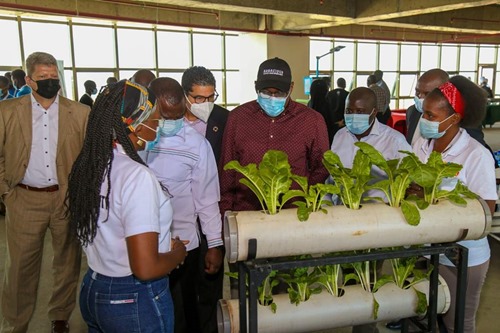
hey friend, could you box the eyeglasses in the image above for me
[257,89,289,99]
[188,91,219,104]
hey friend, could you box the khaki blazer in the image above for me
[0,94,90,201]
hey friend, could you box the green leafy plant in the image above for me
[292,175,340,221]
[224,150,303,214]
[401,150,477,209]
[225,270,280,313]
[354,142,420,225]
[343,250,393,320]
[389,252,433,315]
[322,150,372,209]
[315,263,344,297]
[279,257,322,306]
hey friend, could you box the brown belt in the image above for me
[17,183,59,192]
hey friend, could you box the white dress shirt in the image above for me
[146,124,222,251]
[21,94,59,187]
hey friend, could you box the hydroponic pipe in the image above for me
[225,198,491,263]
[217,278,450,333]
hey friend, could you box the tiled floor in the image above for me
[1,125,500,333]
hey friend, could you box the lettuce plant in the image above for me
[354,142,420,225]
[389,252,433,315]
[279,256,322,306]
[322,150,372,209]
[224,150,303,214]
[315,263,344,297]
[292,175,340,221]
[401,150,477,209]
[225,270,280,313]
[343,251,387,319]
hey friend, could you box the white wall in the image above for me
[236,32,311,104]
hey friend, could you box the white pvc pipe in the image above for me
[225,198,491,263]
[217,278,450,333]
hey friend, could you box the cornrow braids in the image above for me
[67,80,148,246]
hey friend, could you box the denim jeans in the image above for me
[80,268,173,333]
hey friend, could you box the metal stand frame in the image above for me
[237,241,468,333]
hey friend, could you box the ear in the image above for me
[453,113,462,124]
[127,131,144,151]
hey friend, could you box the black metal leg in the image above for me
[428,252,440,332]
[248,269,260,333]
[454,246,468,333]
[238,262,247,333]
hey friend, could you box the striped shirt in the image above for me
[146,125,222,251]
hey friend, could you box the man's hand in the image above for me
[204,247,223,274]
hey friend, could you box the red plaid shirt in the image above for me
[219,99,330,215]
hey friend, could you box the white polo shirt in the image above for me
[414,128,497,267]
[84,144,173,277]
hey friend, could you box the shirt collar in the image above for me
[419,128,465,157]
[30,93,60,108]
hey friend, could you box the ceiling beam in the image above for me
[287,0,500,31]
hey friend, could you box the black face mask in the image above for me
[34,78,60,99]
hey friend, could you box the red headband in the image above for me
[438,82,465,118]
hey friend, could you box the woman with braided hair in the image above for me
[409,75,496,333]
[67,80,187,333]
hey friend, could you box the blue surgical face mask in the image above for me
[91,88,98,95]
[413,96,424,113]
[0,88,3,96]
[419,114,454,139]
[257,95,287,117]
[136,124,160,151]
[159,118,184,137]
[344,110,375,135]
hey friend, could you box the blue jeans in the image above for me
[80,268,174,333]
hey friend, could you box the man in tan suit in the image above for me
[0,52,89,333]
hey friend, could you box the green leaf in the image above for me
[414,288,428,315]
[295,204,311,222]
[401,199,421,226]
[447,194,467,206]
[373,296,380,320]
[373,275,394,293]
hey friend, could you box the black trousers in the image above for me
[170,247,201,333]
[197,236,225,333]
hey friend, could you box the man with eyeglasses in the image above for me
[181,66,229,333]
[220,57,330,221]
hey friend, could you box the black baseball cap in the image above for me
[255,57,292,93]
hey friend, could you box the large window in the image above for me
[22,21,72,67]
[379,43,398,72]
[357,42,377,72]
[0,13,239,108]
[73,25,115,68]
[193,33,223,69]
[421,44,439,71]
[400,44,419,71]
[0,18,21,66]
[310,38,500,106]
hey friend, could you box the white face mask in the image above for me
[187,99,214,123]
